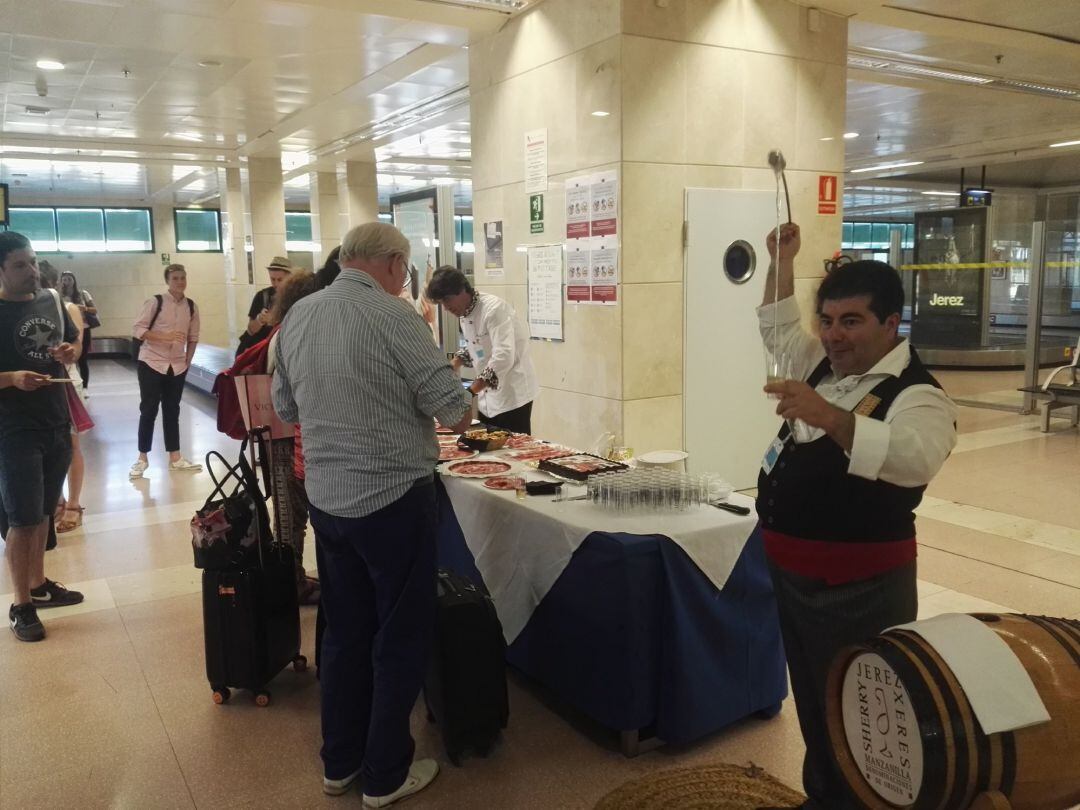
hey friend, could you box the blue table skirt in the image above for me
[436,480,788,746]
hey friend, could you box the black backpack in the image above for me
[132,294,195,360]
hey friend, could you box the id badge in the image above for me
[761,436,786,475]
[475,347,486,361]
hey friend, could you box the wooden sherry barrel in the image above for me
[824,613,1080,810]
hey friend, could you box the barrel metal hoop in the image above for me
[998,731,1017,798]
[887,630,980,810]
[1026,615,1080,667]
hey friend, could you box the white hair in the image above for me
[340,222,410,263]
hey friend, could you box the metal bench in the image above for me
[1019,338,1080,432]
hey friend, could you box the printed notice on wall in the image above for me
[484,220,504,279]
[527,244,564,341]
[565,174,591,240]
[524,129,548,194]
[590,170,618,237]
[590,242,619,305]
[566,244,591,303]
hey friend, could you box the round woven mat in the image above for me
[595,762,805,810]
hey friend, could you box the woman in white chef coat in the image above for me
[426,266,539,433]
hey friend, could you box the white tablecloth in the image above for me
[441,469,757,643]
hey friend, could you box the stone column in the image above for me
[339,161,379,232]
[468,0,846,452]
[310,170,342,264]
[245,156,288,282]
[220,166,247,342]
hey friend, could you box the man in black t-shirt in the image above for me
[239,256,292,355]
[0,232,85,642]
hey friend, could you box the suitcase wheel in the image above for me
[254,691,271,707]
[292,655,308,673]
[211,687,231,705]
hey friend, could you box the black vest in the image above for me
[756,348,943,543]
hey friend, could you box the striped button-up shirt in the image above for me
[272,269,471,518]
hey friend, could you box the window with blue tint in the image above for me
[903,223,915,249]
[852,223,872,249]
[105,208,153,251]
[842,222,854,248]
[871,223,891,249]
[57,208,106,252]
[4,206,153,253]
[8,208,58,251]
[175,208,221,252]
[285,212,315,251]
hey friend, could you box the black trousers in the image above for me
[79,328,91,388]
[309,483,437,796]
[480,400,532,434]
[768,555,917,810]
[137,362,187,453]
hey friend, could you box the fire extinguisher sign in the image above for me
[818,175,838,215]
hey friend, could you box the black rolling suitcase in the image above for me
[425,569,509,764]
[192,429,306,706]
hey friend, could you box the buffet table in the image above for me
[434,443,788,754]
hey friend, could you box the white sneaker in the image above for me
[362,759,439,807]
[168,457,203,472]
[129,459,148,479]
[323,766,362,796]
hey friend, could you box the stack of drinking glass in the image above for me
[585,469,731,512]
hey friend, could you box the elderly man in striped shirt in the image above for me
[273,222,472,807]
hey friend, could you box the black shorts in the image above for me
[0,428,72,528]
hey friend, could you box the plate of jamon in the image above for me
[482,475,526,491]
[505,434,537,449]
[505,445,573,462]
[439,446,478,462]
[446,459,513,479]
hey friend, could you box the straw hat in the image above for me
[267,256,293,272]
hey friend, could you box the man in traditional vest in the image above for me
[757,222,957,810]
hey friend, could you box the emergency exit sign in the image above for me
[818,175,838,215]
[530,194,544,234]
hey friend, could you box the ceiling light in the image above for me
[921,191,960,196]
[198,59,222,68]
[433,177,457,186]
[850,161,924,174]
[1049,139,1080,148]
[820,136,834,142]
[36,59,65,71]
[24,105,50,116]
[169,132,203,142]
[843,132,860,139]
[591,110,611,117]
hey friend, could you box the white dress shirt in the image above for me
[460,292,539,418]
[758,296,957,488]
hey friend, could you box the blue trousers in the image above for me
[309,483,437,796]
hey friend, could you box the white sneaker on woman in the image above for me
[129,459,148,479]
[168,457,203,472]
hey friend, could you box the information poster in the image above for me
[590,170,618,237]
[589,242,619,304]
[566,245,591,302]
[565,174,591,240]
[527,244,564,341]
[524,129,548,194]
[484,220,504,279]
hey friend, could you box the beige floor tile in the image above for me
[1015,552,1080,589]
[0,577,115,622]
[958,568,1080,618]
[108,563,202,607]
[119,592,212,687]
[917,588,1015,619]
[0,678,171,786]
[916,520,1064,570]
[0,739,194,809]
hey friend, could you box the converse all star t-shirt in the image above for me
[0,290,77,436]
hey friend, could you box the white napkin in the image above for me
[891,613,1050,735]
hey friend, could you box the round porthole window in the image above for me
[723,240,756,284]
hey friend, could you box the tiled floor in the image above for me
[1,361,1078,809]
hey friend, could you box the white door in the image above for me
[684,188,785,489]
